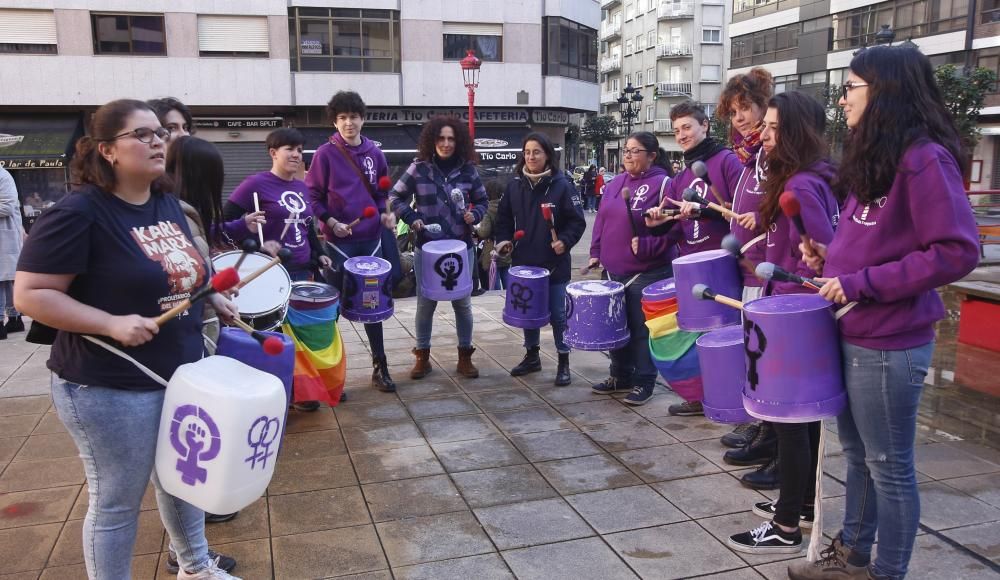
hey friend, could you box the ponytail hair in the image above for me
[70,99,153,192]
[627,131,674,176]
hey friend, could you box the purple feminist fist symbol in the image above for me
[170,405,222,486]
[245,415,281,470]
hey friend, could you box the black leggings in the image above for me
[773,421,821,528]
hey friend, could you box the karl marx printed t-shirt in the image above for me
[17,187,207,390]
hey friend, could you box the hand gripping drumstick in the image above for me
[497,230,524,256]
[755,262,823,291]
[347,206,378,229]
[155,268,240,326]
[690,161,729,208]
[230,317,285,356]
[252,192,265,247]
[235,247,294,291]
[233,238,260,271]
[540,205,559,243]
[691,283,744,311]
[682,188,739,220]
[779,191,817,259]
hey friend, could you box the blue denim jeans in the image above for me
[608,266,672,386]
[51,376,211,579]
[490,266,510,291]
[0,280,17,319]
[523,282,569,354]
[412,246,475,349]
[836,340,934,580]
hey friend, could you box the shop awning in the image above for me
[0,115,83,170]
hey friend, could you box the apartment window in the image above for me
[625,38,634,53]
[647,67,655,84]
[984,0,1000,23]
[833,0,967,50]
[774,74,798,94]
[636,34,645,50]
[625,74,632,86]
[198,16,269,57]
[647,30,656,46]
[289,8,401,72]
[646,105,654,122]
[0,10,57,54]
[543,17,598,82]
[443,22,502,61]
[637,70,644,85]
[612,77,620,92]
[626,2,635,20]
[91,13,165,55]
[731,24,798,67]
[977,49,1000,92]
[702,27,722,43]
[700,65,721,82]
[799,71,827,85]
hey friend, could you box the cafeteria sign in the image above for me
[194,118,283,130]
[0,134,25,148]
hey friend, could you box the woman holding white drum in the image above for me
[494,132,586,386]
[389,117,489,380]
[789,46,980,580]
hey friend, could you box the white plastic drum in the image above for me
[212,251,291,331]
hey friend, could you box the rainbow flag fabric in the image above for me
[281,302,346,407]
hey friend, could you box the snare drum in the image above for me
[212,251,291,331]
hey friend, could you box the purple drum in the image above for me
[641,277,677,303]
[216,327,294,408]
[503,266,550,329]
[742,294,846,423]
[697,325,753,424]
[420,240,473,301]
[564,280,629,351]
[673,249,741,331]
[342,256,393,323]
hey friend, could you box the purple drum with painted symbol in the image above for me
[564,280,629,351]
[741,294,846,423]
[503,266,550,329]
[420,240,473,302]
[673,249,742,331]
[342,256,393,323]
[696,325,753,424]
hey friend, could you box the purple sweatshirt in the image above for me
[229,171,316,270]
[730,149,767,287]
[664,149,743,256]
[762,162,838,296]
[824,140,979,350]
[306,133,389,243]
[590,165,676,277]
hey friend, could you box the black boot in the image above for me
[723,421,777,466]
[740,452,780,490]
[554,353,571,386]
[4,316,24,333]
[510,347,542,376]
[372,355,396,392]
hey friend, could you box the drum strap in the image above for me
[807,427,827,562]
[325,237,383,262]
[81,335,170,387]
[622,273,642,289]
[741,233,765,255]
[834,301,858,320]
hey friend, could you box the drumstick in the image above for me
[252,192,265,247]
[155,268,240,326]
[644,208,680,219]
[234,238,260,271]
[579,261,603,275]
[690,161,728,207]
[691,283,744,310]
[779,192,817,259]
[235,248,293,291]
[230,318,285,355]
[621,186,639,238]
[540,205,558,243]
[682,188,738,220]
[755,262,823,291]
[347,206,378,229]
[721,234,757,276]
[280,211,299,241]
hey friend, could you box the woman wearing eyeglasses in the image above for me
[588,131,675,406]
[788,46,979,580]
[14,100,240,579]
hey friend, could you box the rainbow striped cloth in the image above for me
[281,302,346,407]
[646,310,704,403]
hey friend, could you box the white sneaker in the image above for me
[177,557,243,580]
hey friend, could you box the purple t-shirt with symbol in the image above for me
[229,171,316,270]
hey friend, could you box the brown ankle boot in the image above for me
[456,346,479,378]
[410,348,431,379]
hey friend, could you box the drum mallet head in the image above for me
[692,283,714,301]
[755,262,776,281]
[277,248,293,264]
[212,268,240,293]
[262,335,285,355]
[234,238,260,270]
[721,234,742,259]
[681,188,709,206]
[378,175,392,190]
[691,160,710,184]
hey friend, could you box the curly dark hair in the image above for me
[838,45,965,204]
[717,67,773,121]
[326,91,366,123]
[416,116,478,164]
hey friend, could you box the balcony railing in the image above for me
[601,0,621,7]
[654,119,674,134]
[601,91,621,105]
[655,81,693,97]
[600,20,622,40]
[600,56,622,73]
[655,43,693,58]
[658,1,695,19]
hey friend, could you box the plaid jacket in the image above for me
[388,159,488,248]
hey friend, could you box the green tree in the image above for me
[564,123,580,166]
[935,64,998,161]
[822,84,848,159]
[581,114,618,167]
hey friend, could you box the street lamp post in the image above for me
[874,24,895,45]
[460,49,482,140]
[617,82,644,139]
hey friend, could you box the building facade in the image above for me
[0,0,600,215]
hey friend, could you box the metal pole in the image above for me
[467,86,476,140]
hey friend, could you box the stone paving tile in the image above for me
[342,421,425,452]
[905,532,998,579]
[915,442,1000,480]
[757,474,845,503]
[403,394,479,420]
[535,454,642,495]
[0,414,41,438]
[451,464,558,508]
[697,569,766,579]
[500,536,639,580]
[376,511,494,568]
[351,444,444,484]
[0,457,85,492]
[393,377,464,401]
[697,511,808,566]
[532,385,610,405]
[335,400,412,427]
[0,485,79,530]
[12,432,78,462]
[0,436,25,466]
[362,474,466,522]
[416,414,501,444]
[431,436,527,473]
[393,553,514,580]
[45,554,158,580]
[918,481,1000,530]
[0,395,50,416]
[0,522,61,574]
[269,487,370,536]
[564,484,688,533]
[204,496,269,545]
[648,415,736,442]
[685,437,752,472]
[268,453,358,495]
[468,387,546,412]
[488,406,574,435]
[271,524,387,579]
[652,473,771,520]
[941,474,1000,509]
[558,399,640,427]
[196,538,271,580]
[615,444,722,483]
[943,441,1000,466]
[474,497,594,550]
[605,520,747,579]
[283,407,340,433]
[30,413,67,436]
[327,571,393,580]
[752,558,807,580]
[509,429,604,462]
[279,429,347,459]
[940,520,1000,563]
[581,418,679,452]
[620,389,685,419]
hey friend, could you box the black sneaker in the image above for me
[592,377,632,395]
[727,520,802,554]
[293,400,320,412]
[624,383,655,405]
[751,500,814,528]
[4,317,24,333]
[166,550,237,575]
[668,400,703,416]
[721,422,759,448]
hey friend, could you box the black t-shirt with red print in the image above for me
[18,186,207,390]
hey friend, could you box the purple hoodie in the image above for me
[730,149,767,287]
[228,171,316,270]
[590,165,676,277]
[762,162,838,296]
[664,149,743,256]
[824,140,979,350]
[306,133,389,243]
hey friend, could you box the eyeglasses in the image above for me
[107,127,170,144]
[842,80,869,93]
[623,148,648,157]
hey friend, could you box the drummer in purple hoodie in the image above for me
[588,131,675,405]
[306,91,398,393]
[789,46,979,580]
